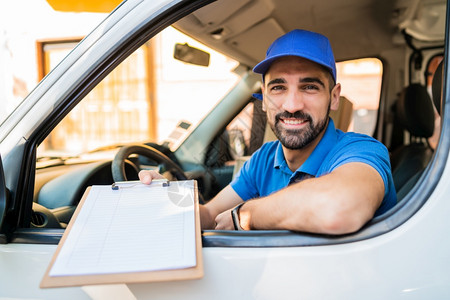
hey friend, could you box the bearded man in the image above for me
[140,29,397,234]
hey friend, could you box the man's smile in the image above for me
[280,118,309,126]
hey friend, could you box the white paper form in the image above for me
[49,180,196,276]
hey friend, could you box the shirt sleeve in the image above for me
[325,135,396,202]
[230,146,267,201]
[230,157,258,201]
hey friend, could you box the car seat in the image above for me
[390,83,435,199]
[432,60,443,115]
[329,96,354,132]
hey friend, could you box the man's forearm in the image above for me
[199,205,216,229]
[200,185,244,230]
[238,188,349,233]
[239,163,384,234]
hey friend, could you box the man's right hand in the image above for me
[138,171,245,231]
[138,170,165,185]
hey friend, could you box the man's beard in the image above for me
[269,104,330,150]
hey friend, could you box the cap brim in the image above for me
[253,55,284,74]
[252,93,263,100]
[253,53,336,82]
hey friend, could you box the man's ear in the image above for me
[330,83,341,111]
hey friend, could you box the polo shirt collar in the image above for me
[273,118,339,176]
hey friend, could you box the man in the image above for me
[140,29,397,234]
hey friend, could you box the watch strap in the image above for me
[231,202,245,230]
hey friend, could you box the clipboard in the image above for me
[40,180,203,288]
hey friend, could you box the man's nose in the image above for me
[282,91,304,113]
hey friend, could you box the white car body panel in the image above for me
[2,163,450,299]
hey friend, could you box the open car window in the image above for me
[0,0,445,250]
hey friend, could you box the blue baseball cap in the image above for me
[253,29,336,88]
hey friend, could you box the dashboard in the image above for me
[33,159,139,228]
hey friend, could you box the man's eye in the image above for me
[270,85,285,91]
[302,85,319,91]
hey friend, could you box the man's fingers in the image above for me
[138,171,152,184]
[138,170,164,184]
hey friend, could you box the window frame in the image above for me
[3,0,449,249]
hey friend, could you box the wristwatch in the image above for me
[231,203,245,230]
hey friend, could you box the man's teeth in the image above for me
[283,119,305,125]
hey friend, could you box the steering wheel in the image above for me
[111,144,188,182]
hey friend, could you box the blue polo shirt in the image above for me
[230,119,397,217]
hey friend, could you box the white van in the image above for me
[0,0,449,298]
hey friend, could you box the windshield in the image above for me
[36,26,240,161]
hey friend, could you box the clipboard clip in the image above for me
[111,179,170,190]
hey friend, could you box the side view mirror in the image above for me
[174,43,210,67]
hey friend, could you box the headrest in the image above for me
[432,60,443,115]
[396,83,435,138]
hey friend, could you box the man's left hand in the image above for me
[214,208,235,230]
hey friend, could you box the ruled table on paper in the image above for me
[49,180,196,276]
